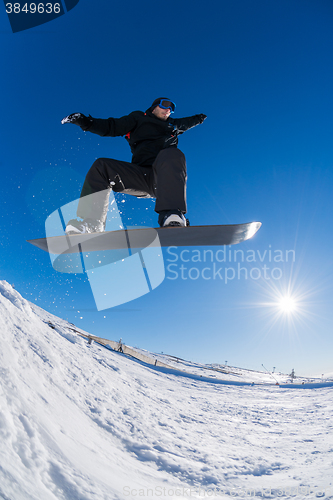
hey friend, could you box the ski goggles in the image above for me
[157,99,176,113]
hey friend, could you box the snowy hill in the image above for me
[0,280,332,500]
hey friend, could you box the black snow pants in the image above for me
[76,148,187,225]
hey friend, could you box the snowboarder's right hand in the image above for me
[61,113,91,129]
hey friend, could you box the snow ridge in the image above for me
[0,280,33,317]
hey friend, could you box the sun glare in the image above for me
[247,275,316,335]
[278,295,297,313]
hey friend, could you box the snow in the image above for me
[0,280,332,500]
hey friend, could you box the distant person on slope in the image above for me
[61,98,207,234]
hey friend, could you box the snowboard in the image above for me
[28,222,261,255]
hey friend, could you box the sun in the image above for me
[278,295,297,313]
[242,263,322,347]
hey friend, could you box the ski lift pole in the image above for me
[262,364,279,385]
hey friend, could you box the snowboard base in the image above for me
[28,222,261,255]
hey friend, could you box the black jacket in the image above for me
[82,109,204,167]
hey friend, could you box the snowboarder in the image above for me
[61,98,207,234]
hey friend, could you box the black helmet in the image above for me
[150,97,176,113]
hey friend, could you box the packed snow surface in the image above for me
[0,280,332,500]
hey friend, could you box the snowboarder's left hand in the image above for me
[61,113,92,129]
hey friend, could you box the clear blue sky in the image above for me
[1,0,333,376]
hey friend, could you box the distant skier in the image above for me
[61,98,206,234]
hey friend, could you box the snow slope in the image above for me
[0,280,332,500]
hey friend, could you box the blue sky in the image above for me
[1,0,333,376]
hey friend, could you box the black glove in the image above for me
[61,113,92,130]
[198,114,207,124]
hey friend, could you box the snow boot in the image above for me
[65,218,105,235]
[158,210,188,227]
